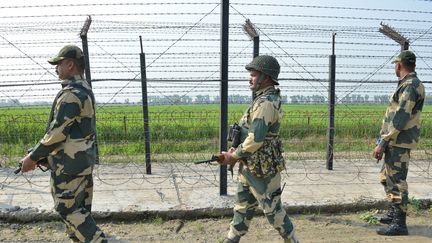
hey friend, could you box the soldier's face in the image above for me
[394,62,401,78]
[249,70,260,91]
[56,59,72,80]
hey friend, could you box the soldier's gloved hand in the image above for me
[373,145,384,161]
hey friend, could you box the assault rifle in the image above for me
[14,148,49,174]
[194,154,225,165]
[194,123,244,178]
[194,154,238,178]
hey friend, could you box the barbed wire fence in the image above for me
[0,1,432,200]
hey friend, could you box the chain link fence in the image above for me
[1,1,432,197]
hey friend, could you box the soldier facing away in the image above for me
[20,45,107,242]
[220,55,299,243]
[373,50,425,236]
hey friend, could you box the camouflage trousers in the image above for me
[50,172,106,243]
[379,146,410,213]
[227,167,294,242]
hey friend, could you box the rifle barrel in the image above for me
[194,159,215,164]
[193,154,222,164]
[14,167,21,174]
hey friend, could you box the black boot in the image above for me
[378,205,394,224]
[376,211,408,236]
[222,238,239,243]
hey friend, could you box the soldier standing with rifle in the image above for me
[220,55,299,243]
[373,50,425,236]
[19,45,107,243]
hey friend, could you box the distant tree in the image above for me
[180,95,192,104]
[374,95,389,104]
[229,94,250,104]
[195,94,210,104]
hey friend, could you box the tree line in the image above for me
[144,94,410,105]
[3,94,432,106]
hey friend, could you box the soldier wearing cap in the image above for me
[220,55,298,243]
[20,45,106,242]
[373,50,425,236]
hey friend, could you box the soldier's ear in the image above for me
[68,60,75,70]
[265,74,273,84]
[396,62,402,69]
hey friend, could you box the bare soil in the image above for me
[0,210,431,243]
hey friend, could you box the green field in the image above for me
[1,104,432,164]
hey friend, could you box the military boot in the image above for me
[376,211,408,236]
[378,205,394,224]
[222,238,239,243]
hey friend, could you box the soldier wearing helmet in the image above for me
[20,45,107,242]
[221,55,299,243]
[245,55,281,82]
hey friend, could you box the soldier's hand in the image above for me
[372,145,384,161]
[221,149,237,166]
[20,154,37,173]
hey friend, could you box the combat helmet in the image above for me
[245,55,280,85]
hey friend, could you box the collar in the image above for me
[254,85,275,97]
[61,74,89,88]
[399,72,417,85]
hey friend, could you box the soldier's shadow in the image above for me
[406,225,432,238]
[304,214,432,238]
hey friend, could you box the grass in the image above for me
[408,196,422,212]
[359,210,380,225]
[1,104,432,166]
[150,215,164,225]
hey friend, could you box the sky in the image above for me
[0,0,431,104]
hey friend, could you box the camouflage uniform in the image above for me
[378,71,425,214]
[227,85,296,242]
[30,46,106,243]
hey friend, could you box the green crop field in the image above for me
[1,104,432,165]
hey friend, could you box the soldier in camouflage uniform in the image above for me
[373,50,425,236]
[20,45,107,243]
[221,55,299,243]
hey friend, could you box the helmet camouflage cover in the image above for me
[245,55,280,84]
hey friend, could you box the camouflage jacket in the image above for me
[379,72,425,149]
[232,86,285,177]
[30,75,97,175]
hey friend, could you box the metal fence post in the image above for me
[253,36,259,58]
[80,16,92,86]
[242,19,259,58]
[79,15,100,164]
[379,22,410,52]
[140,36,151,175]
[326,33,336,170]
[220,0,229,196]
[378,23,410,87]
[243,19,259,99]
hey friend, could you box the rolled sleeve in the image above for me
[31,92,81,161]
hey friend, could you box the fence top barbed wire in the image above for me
[0,0,431,106]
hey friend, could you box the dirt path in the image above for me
[0,210,431,243]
